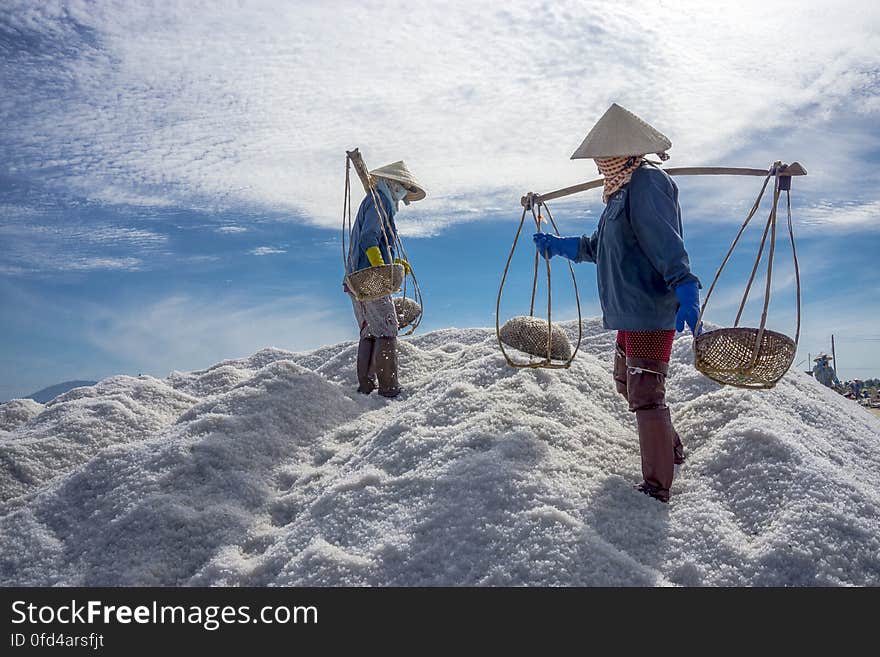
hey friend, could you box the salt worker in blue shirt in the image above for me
[533,103,701,503]
[345,161,425,398]
[811,354,840,389]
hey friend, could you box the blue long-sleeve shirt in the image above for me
[575,163,700,330]
[346,189,398,274]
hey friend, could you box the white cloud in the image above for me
[0,221,165,272]
[216,226,248,234]
[64,256,143,271]
[0,204,41,222]
[85,226,167,246]
[799,200,880,229]
[83,292,352,377]
[250,246,286,256]
[182,255,221,264]
[2,0,879,234]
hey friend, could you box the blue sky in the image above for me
[1,0,879,400]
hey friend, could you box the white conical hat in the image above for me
[370,160,426,202]
[570,103,672,159]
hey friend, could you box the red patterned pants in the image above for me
[616,330,675,363]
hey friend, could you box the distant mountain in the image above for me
[26,380,97,404]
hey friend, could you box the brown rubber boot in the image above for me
[375,337,401,398]
[356,337,376,394]
[673,432,685,465]
[613,343,628,400]
[626,356,675,503]
[634,408,676,502]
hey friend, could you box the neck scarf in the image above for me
[596,155,645,203]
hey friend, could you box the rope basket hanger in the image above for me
[342,148,424,335]
[694,162,803,389]
[496,197,583,369]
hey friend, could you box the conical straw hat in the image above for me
[370,160,426,202]
[571,103,672,159]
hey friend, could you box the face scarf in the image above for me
[595,155,645,203]
[394,181,412,206]
[376,179,407,215]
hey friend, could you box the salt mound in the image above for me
[1,319,878,586]
[0,375,199,507]
[0,398,44,432]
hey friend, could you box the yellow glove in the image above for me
[393,258,412,275]
[365,246,385,267]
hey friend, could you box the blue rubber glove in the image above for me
[533,233,580,261]
[674,281,701,334]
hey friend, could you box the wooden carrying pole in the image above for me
[346,148,375,194]
[521,162,807,208]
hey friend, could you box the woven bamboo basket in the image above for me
[394,297,422,328]
[691,164,804,390]
[345,263,405,301]
[694,327,796,389]
[499,315,573,361]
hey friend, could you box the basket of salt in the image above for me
[345,263,405,302]
[495,199,581,369]
[499,315,572,361]
[394,296,422,328]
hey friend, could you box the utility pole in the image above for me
[831,335,838,380]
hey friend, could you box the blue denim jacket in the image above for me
[576,163,700,330]
[346,189,398,274]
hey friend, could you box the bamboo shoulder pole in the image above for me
[522,162,807,208]
[346,148,374,194]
